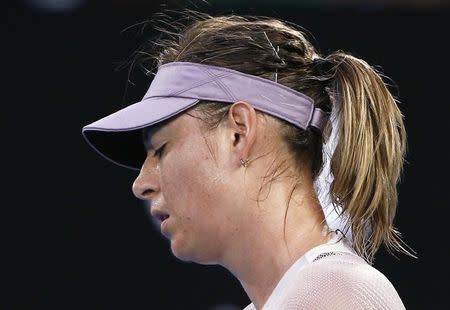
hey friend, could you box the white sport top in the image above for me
[243,231,405,310]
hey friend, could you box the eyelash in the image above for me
[154,144,166,158]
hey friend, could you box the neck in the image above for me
[219,181,332,309]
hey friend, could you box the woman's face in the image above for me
[132,111,246,264]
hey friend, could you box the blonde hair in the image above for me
[121,10,416,264]
[326,52,414,262]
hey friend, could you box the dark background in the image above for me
[5,0,449,309]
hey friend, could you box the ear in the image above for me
[226,101,257,165]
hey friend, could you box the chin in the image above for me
[170,239,219,265]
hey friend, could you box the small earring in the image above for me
[240,157,250,167]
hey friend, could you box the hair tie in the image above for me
[311,56,335,76]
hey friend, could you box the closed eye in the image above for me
[154,144,166,158]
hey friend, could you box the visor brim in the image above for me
[82,96,200,170]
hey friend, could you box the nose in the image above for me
[132,154,160,200]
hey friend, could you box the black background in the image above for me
[5,0,449,309]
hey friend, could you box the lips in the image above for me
[158,214,169,222]
[151,209,170,222]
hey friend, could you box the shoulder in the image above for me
[280,254,405,310]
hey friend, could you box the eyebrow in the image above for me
[142,125,163,150]
[142,116,174,150]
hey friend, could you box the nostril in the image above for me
[141,189,154,198]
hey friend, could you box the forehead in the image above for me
[141,111,201,148]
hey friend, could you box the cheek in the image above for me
[161,145,230,220]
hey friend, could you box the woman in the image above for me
[82,11,415,309]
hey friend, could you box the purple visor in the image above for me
[82,61,330,170]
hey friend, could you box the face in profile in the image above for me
[132,110,247,264]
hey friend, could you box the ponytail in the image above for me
[326,52,416,263]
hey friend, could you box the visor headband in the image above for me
[145,62,330,132]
